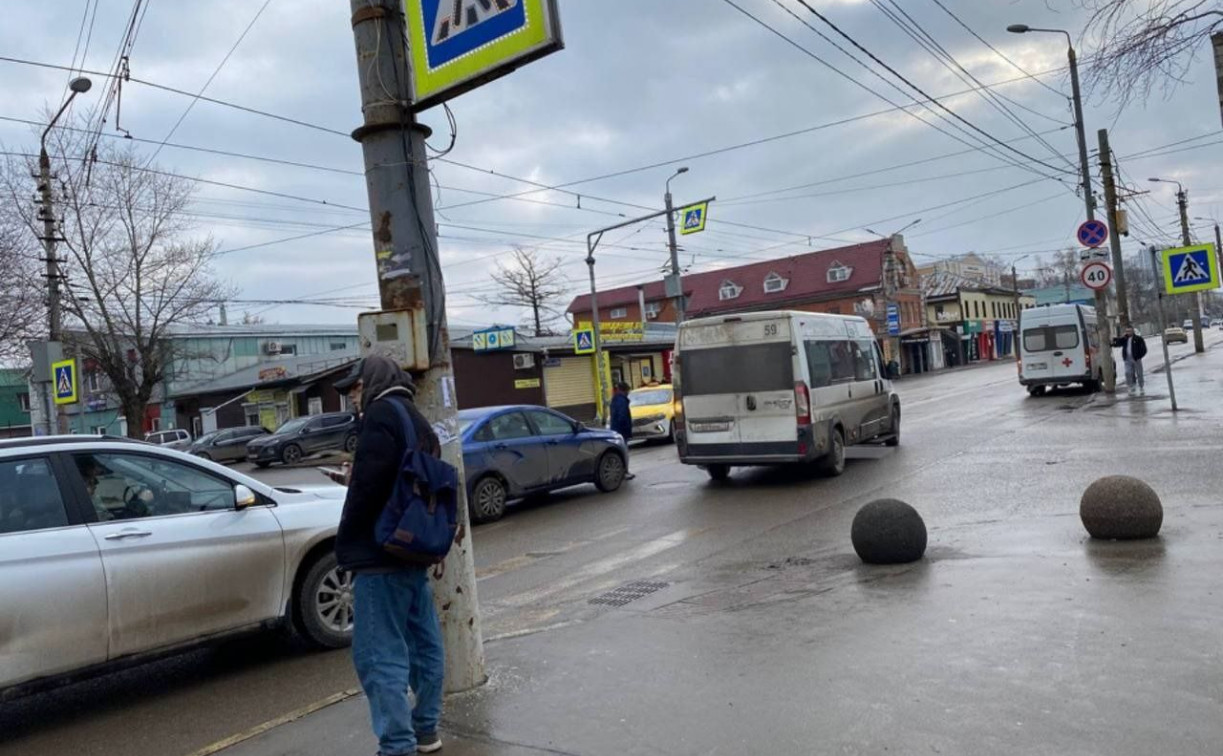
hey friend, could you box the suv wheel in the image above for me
[281,443,303,465]
[294,552,354,649]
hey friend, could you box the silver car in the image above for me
[144,428,192,451]
[0,435,352,700]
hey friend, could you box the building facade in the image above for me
[0,369,32,439]
[925,272,1035,365]
[568,237,928,373]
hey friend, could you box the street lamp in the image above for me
[1006,25,1091,220]
[864,218,922,239]
[664,166,690,323]
[41,77,92,155]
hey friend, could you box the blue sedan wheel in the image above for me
[471,476,508,524]
[594,452,626,493]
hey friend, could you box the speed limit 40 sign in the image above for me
[1080,260,1113,290]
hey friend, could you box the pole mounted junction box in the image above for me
[358,306,430,371]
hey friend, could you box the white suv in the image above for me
[0,436,351,701]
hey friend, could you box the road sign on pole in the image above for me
[679,201,709,235]
[52,358,77,405]
[1077,219,1109,248]
[405,0,564,112]
[1161,243,1220,295]
[886,304,901,336]
[573,328,595,355]
[1080,260,1113,291]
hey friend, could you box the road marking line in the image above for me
[475,526,630,582]
[498,528,696,608]
[183,688,361,756]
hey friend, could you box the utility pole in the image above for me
[348,0,484,693]
[1171,185,1205,353]
[664,167,689,323]
[1149,245,1178,410]
[1097,129,1130,329]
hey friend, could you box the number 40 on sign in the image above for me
[1080,260,1112,291]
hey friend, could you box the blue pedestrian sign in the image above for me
[1161,243,1220,295]
[573,328,595,355]
[679,201,709,236]
[1077,219,1109,248]
[52,358,78,405]
[886,304,901,336]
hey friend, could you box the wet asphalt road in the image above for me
[2,340,1216,756]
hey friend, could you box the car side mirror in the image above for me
[235,484,258,510]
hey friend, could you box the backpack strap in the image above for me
[384,395,420,453]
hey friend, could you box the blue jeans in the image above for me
[352,570,445,756]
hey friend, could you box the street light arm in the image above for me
[40,91,80,151]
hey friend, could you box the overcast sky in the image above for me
[3,0,1222,329]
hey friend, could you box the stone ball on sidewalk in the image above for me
[1080,476,1163,540]
[851,499,927,564]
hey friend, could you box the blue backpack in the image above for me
[373,399,459,565]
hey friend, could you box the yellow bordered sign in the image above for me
[52,358,78,405]
[405,0,564,112]
[679,201,708,235]
[1161,243,1220,295]
[573,328,595,355]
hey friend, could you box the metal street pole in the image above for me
[1153,177,1206,353]
[584,242,610,422]
[1150,245,1178,411]
[38,77,91,435]
[1008,24,1114,390]
[348,0,484,693]
[665,167,689,323]
[1097,129,1130,328]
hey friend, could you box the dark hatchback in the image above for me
[246,412,358,467]
[459,405,629,523]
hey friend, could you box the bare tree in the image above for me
[1,122,233,437]
[0,212,42,365]
[1034,249,1082,295]
[478,247,569,336]
[1079,0,1223,104]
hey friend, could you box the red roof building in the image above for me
[567,236,932,372]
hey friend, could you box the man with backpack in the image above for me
[336,355,446,755]
[1111,326,1148,396]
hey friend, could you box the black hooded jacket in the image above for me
[335,355,440,571]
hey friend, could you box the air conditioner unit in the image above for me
[264,341,282,355]
[513,353,536,370]
[646,311,659,320]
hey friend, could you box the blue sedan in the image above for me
[458,405,629,523]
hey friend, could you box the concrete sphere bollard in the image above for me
[1080,475,1163,540]
[851,499,927,564]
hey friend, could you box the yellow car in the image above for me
[629,384,677,443]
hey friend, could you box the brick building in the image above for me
[567,236,927,372]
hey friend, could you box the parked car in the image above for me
[458,405,628,523]
[0,435,350,701]
[1165,326,1189,344]
[246,412,358,467]
[1018,304,1102,396]
[629,384,677,442]
[190,426,271,463]
[674,311,899,481]
[144,428,191,451]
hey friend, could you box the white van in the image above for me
[674,311,899,481]
[1018,304,1101,396]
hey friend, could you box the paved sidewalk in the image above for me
[218,347,1223,756]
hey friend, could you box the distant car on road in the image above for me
[144,428,191,451]
[458,405,628,523]
[1,435,351,701]
[629,384,677,443]
[246,412,358,467]
[1165,326,1189,344]
[190,426,270,463]
[1183,319,1194,329]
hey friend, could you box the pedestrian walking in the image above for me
[609,382,635,480]
[335,355,446,755]
[1112,326,1148,395]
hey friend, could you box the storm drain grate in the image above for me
[589,580,670,607]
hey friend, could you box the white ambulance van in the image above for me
[1017,304,1101,396]
[674,311,900,481]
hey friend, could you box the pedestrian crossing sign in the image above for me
[1161,243,1219,295]
[573,328,595,355]
[679,201,708,235]
[52,358,78,405]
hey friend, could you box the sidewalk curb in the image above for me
[183,689,361,756]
